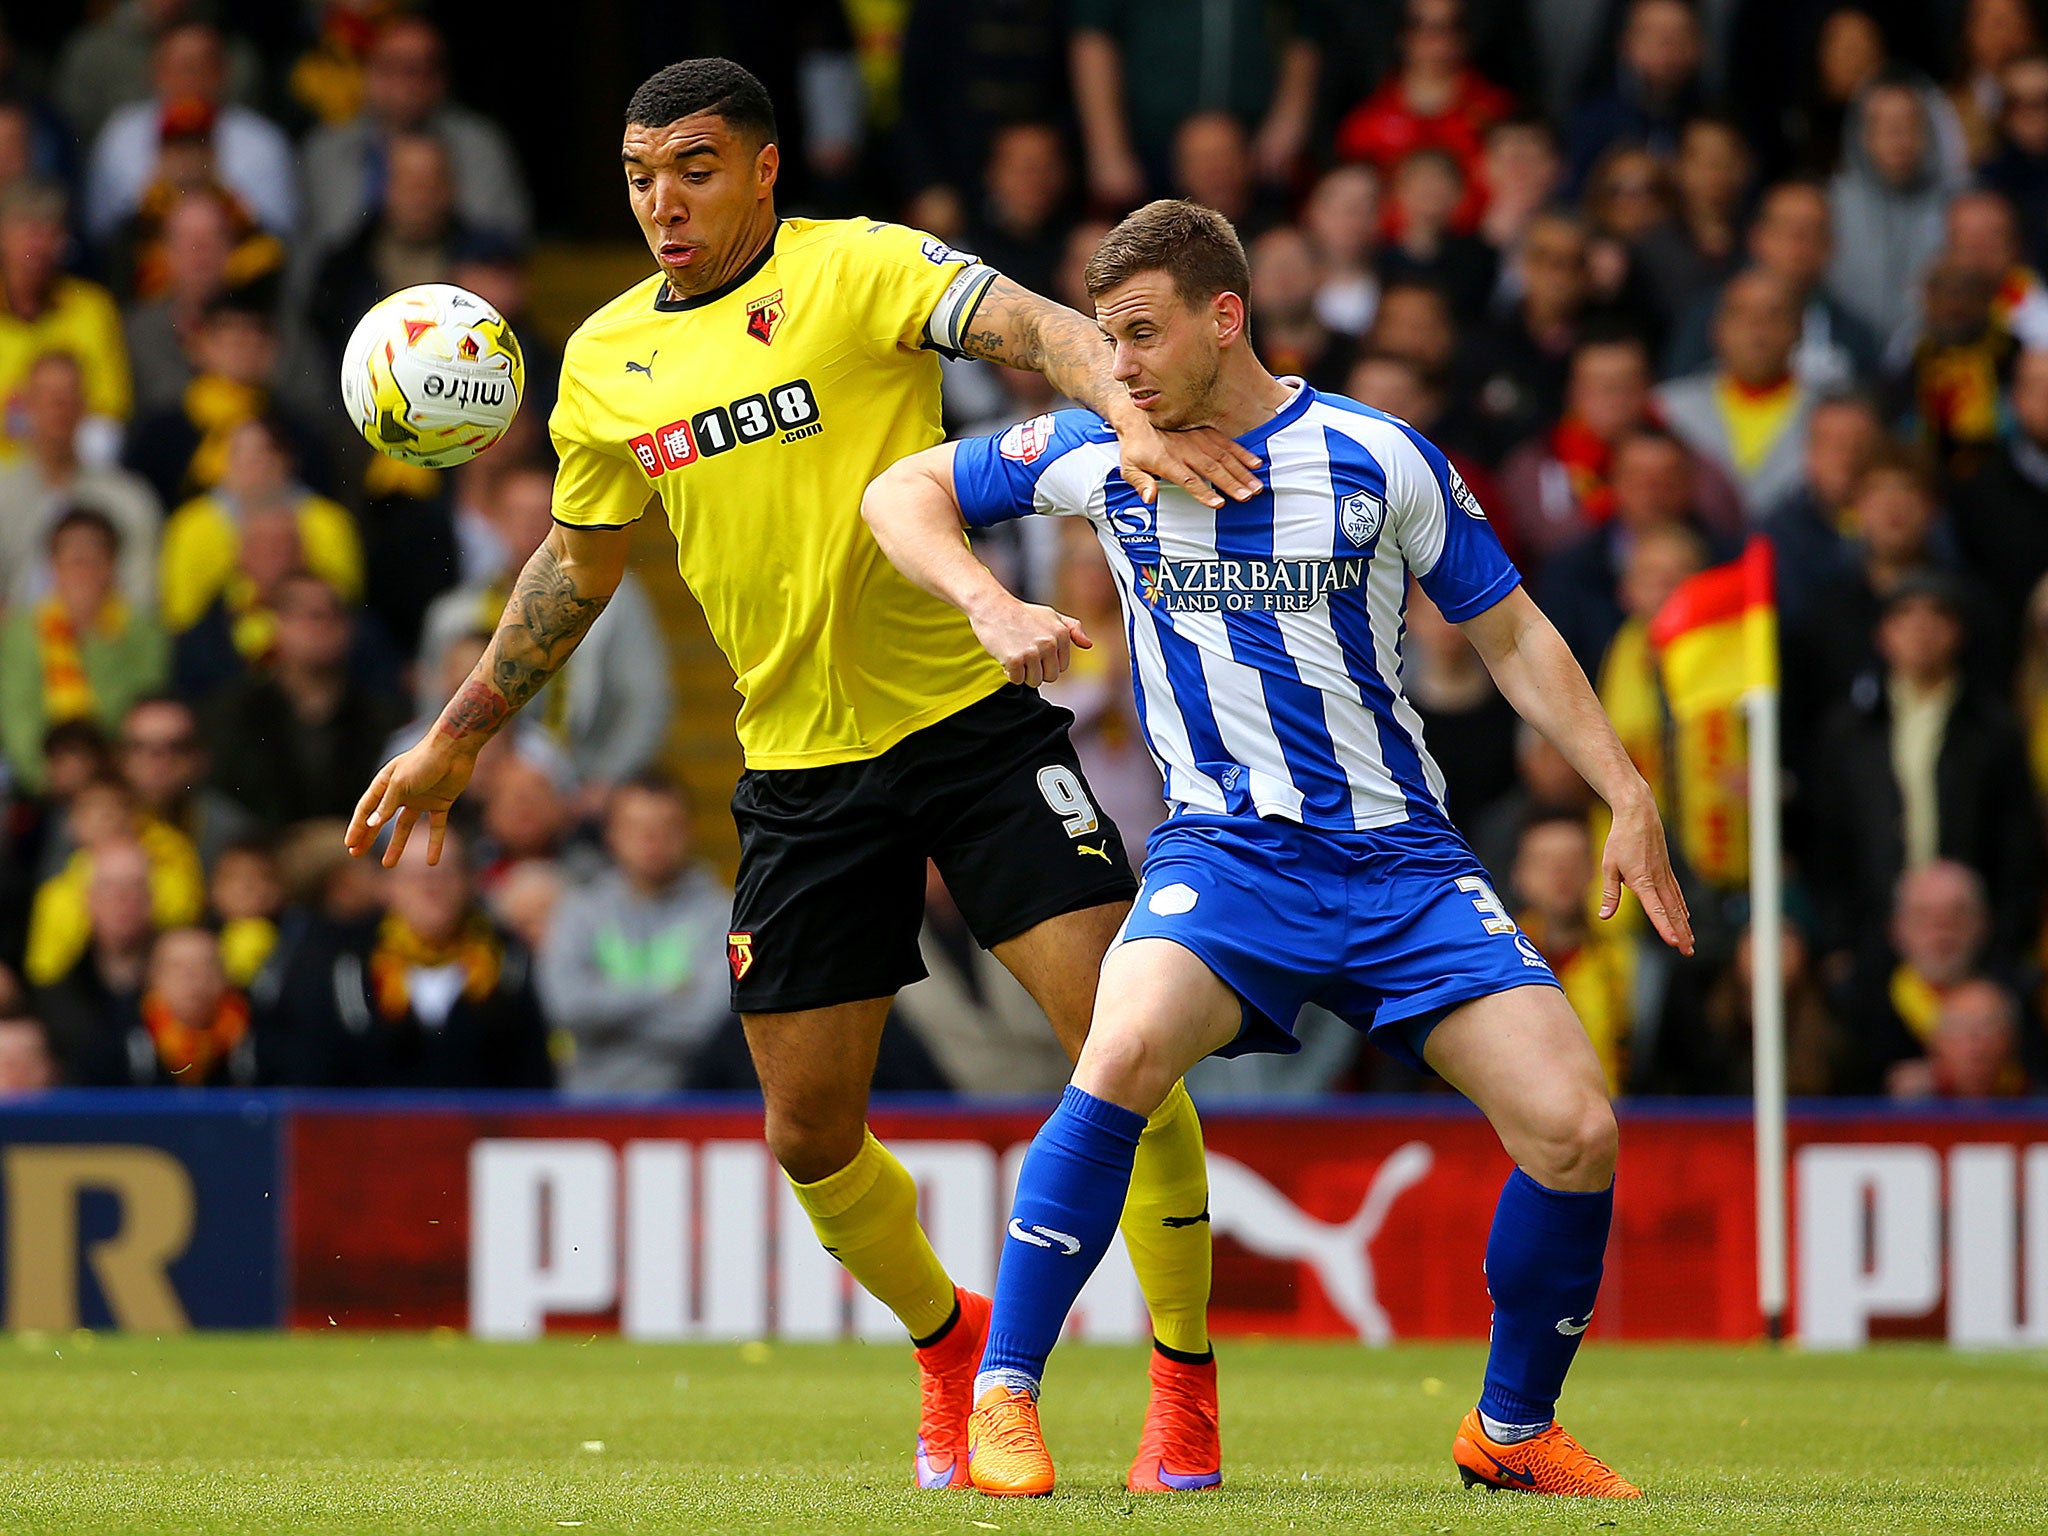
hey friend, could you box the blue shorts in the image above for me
[1117,812,1562,1072]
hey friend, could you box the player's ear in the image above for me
[753,138,780,198]
[1214,291,1247,350]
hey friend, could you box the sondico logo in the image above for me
[1007,1218,1081,1255]
[3,1145,197,1331]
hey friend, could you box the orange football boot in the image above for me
[1127,1349,1222,1492]
[1452,1409,1642,1497]
[911,1288,991,1490]
[966,1384,1056,1496]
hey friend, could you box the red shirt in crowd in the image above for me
[1335,68,1516,233]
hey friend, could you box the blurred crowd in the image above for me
[0,0,2044,1106]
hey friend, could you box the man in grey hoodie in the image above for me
[1829,76,1967,345]
[538,774,733,1095]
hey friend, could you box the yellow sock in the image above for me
[787,1128,958,1343]
[1120,1079,1213,1355]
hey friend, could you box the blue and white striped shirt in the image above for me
[952,382,1521,833]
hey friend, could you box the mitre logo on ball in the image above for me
[340,283,525,469]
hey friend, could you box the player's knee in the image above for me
[1073,1025,1176,1117]
[762,1102,866,1185]
[1523,1094,1618,1192]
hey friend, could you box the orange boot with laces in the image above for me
[1452,1409,1642,1497]
[966,1384,1056,1496]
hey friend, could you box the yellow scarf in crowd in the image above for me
[34,594,128,723]
[1889,966,1946,1044]
[181,374,266,492]
[140,988,250,1084]
[221,569,279,664]
[219,916,277,988]
[368,910,502,1023]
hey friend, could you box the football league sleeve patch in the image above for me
[1391,422,1521,624]
[952,410,1099,528]
[851,221,993,354]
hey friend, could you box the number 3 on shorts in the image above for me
[1458,874,1552,971]
[1036,765,1100,837]
[1455,874,1518,934]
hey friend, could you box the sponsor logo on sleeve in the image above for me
[1447,463,1486,519]
[998,414,1055,464]
[920,237,975,265]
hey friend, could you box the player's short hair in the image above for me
[626,57,778,144]
[1084,199,1251,309]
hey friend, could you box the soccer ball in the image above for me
[340,283,524,468]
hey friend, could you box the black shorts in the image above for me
[726,685,1139,1014]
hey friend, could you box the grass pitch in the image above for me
[0,1334,2042,1535]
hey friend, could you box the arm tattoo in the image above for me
[439,678,508,739]
[435,540,611,744]
[958,276,1121,418]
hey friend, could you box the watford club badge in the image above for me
[727,931,756,982]
[744,290,785,345]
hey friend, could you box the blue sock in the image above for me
[1476,1168,1613,1432]
[977,1085,1147,1396]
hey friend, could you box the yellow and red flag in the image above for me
[1648,537,1779,888]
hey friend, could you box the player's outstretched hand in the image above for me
[1116,418,1262,509]
[344,734,479,868]
[1599,791,1695,956]
[969,595,1092,689]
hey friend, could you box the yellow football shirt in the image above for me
[549,217,1010,770]
[0,276,132,436]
